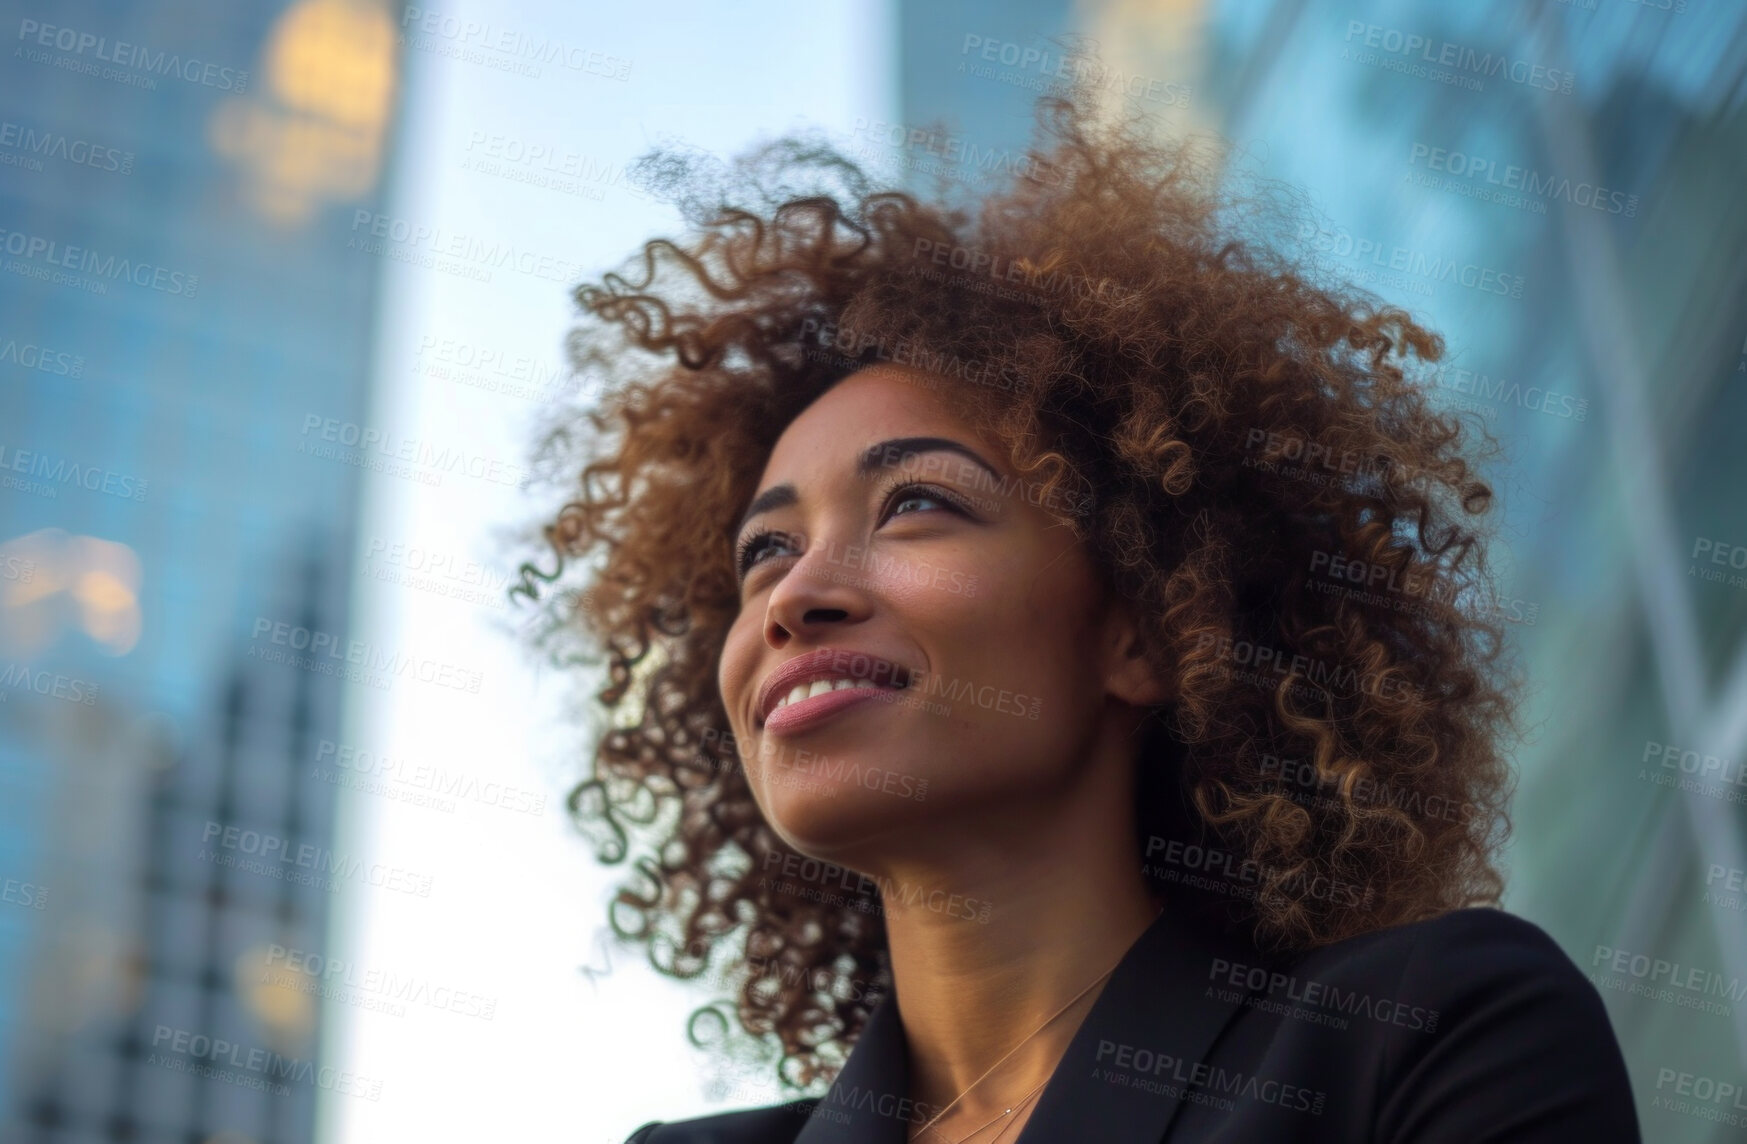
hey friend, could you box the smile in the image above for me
[772,676,886,710]
[755,647,915,734]
[764,678,898,736]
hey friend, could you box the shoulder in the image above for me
[1292,904,1587,991]
[1282,906,1639,1142]
[622,1099,817,1144]
[1285,905,1622,1063]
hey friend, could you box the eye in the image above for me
[890,488,947,517]
[878,479,972,525]
[735,528,799,579]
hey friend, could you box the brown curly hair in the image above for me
[511,80,1521,1091]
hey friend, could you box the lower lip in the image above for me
[763,685,898,735]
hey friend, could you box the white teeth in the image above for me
[771,676,887,710]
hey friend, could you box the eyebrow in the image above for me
[734,436,1002,539]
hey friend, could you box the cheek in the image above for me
[906,603,1075,761]
[718,612,761,734]
[942,561,1087,692]
[921,550,1101,752]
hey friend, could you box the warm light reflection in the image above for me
[236,944,318,1052]
[209,0,398,227]
[0,529,142,656]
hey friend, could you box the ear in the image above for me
[1100,599,1173,708]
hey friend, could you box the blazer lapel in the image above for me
[1015,901,1268,1143]
[792,897,1269,1144]
[792,989,913,1144]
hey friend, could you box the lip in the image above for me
[764,684,895,736]
[755,646,914,729]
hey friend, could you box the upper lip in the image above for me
[755,646,914,726]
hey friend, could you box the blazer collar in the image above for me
[792,897,1269,1144]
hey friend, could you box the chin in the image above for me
[755,768,922,860]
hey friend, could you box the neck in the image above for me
[872,751,1162,1120]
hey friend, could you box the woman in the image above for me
[514,82,1639,1143]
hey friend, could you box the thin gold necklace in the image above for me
[926,1075,1049,1144]
[905,904,1161,1144]
[984,1083,1047,1144]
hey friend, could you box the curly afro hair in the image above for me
[512,78,1521,1091]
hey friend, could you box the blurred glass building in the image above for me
[0,1,399,1141]
[879,3,1747,1140]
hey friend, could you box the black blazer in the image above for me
[622,904,1640,1143]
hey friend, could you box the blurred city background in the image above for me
[1,0,1744,1140]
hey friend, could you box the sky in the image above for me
[320,1,896,1140]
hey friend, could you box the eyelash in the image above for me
[734,477,973,579]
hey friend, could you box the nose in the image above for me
[762,534,871,647]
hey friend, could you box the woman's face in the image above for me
[717,364,1153,864]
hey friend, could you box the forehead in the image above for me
[760,366,994,481]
